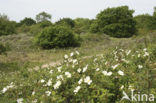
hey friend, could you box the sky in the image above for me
[0,0,156,22]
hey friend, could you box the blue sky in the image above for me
[0,0,156,22]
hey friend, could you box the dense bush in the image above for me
[134,7,156,31]
[0,14,16,36]
[16,25,31,33]
[35,26,81,49]
[134,14,156,30]
[1,46,156,102]
[36,11,52,23]
[38,21,53,28]
[55,18,75,28]
[19,17,36,26]
[90,20,99,33]
[73,18,92,34]
[96,6,136,38]
[0,43,7,55]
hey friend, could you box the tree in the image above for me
[96,6,136,38]
[74,18,92,34]
[19,17,36,26]
[134,14,155,30]
[55,18,75,28]
[36,11,52,23]
[0,14,16,36]
[90,19,99,33]
[0,43,7,55]
[35,26,80,49]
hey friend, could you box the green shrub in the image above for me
[39,21,53,28]
[55,18,75,28]
[73,18,91,34]
[134,14,156,30]
[36,11,52,23]
[19,17,36,26]
[1,46,155,102]
[0,14,16,36]
[89,20,99,33]
[0,43,7,55]
[29,24,42,36]
[35,26,81,49]
[96,6,137,38]
[28,21,52,36]
[16,25,31,33]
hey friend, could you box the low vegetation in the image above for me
[35,26,81,49]
[0,5,156,103]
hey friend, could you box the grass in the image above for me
[0,31,156,102]
[0,31,156,71]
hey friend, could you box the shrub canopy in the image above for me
[19,17,36,26]
[74,18,92,34]
[35,26,80,49]
[36,12,51,23]
[55,18,75,28]
[0,14,16,36]
[0,43,7,55]
[96,6,136,37]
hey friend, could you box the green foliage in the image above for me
[135,14,156,30]
[38,20,53,28]
[0,43,7,55]
[28,21,52,35]
[73,18,92,34]
[96,6,136,38]
[36,11,52,23]
[35,26,81,49]
[90,20,99,33]
[29,24,42,36]
[0,14,16,36]
[16,25,31,33]
[55,18,75,28]
[1,45,155,102]
[19,17,36,26]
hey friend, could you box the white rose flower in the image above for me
[1,88,7,93]
[138,65,143,69]
[57,66,62,72]
[74,86,81,94]
[118,70,124,76]
[82,65,88,73]
[54,80,61,89]
[75,51,80,55]
[49,70,53,74]
[65,72,71,78]
[126,50,131,56]
[73,59,77,64]
[57,75,64,80]
[32,91,35,95]
[45,91,51,96]
[120,85,124,89]
[144,52,149,57]
[40,79,45,83]
[77,68,81,73]
[107,72,112,76]
[84,76,92,85]
[102,71,112,76]
[32,99,37,103]
[17,98,23,103]
[78,78,83,84]
[46,79,52,86]
[112,64,120,70]
[64,54,68,59]
[70,52,74,57]
[96,68,100,71]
